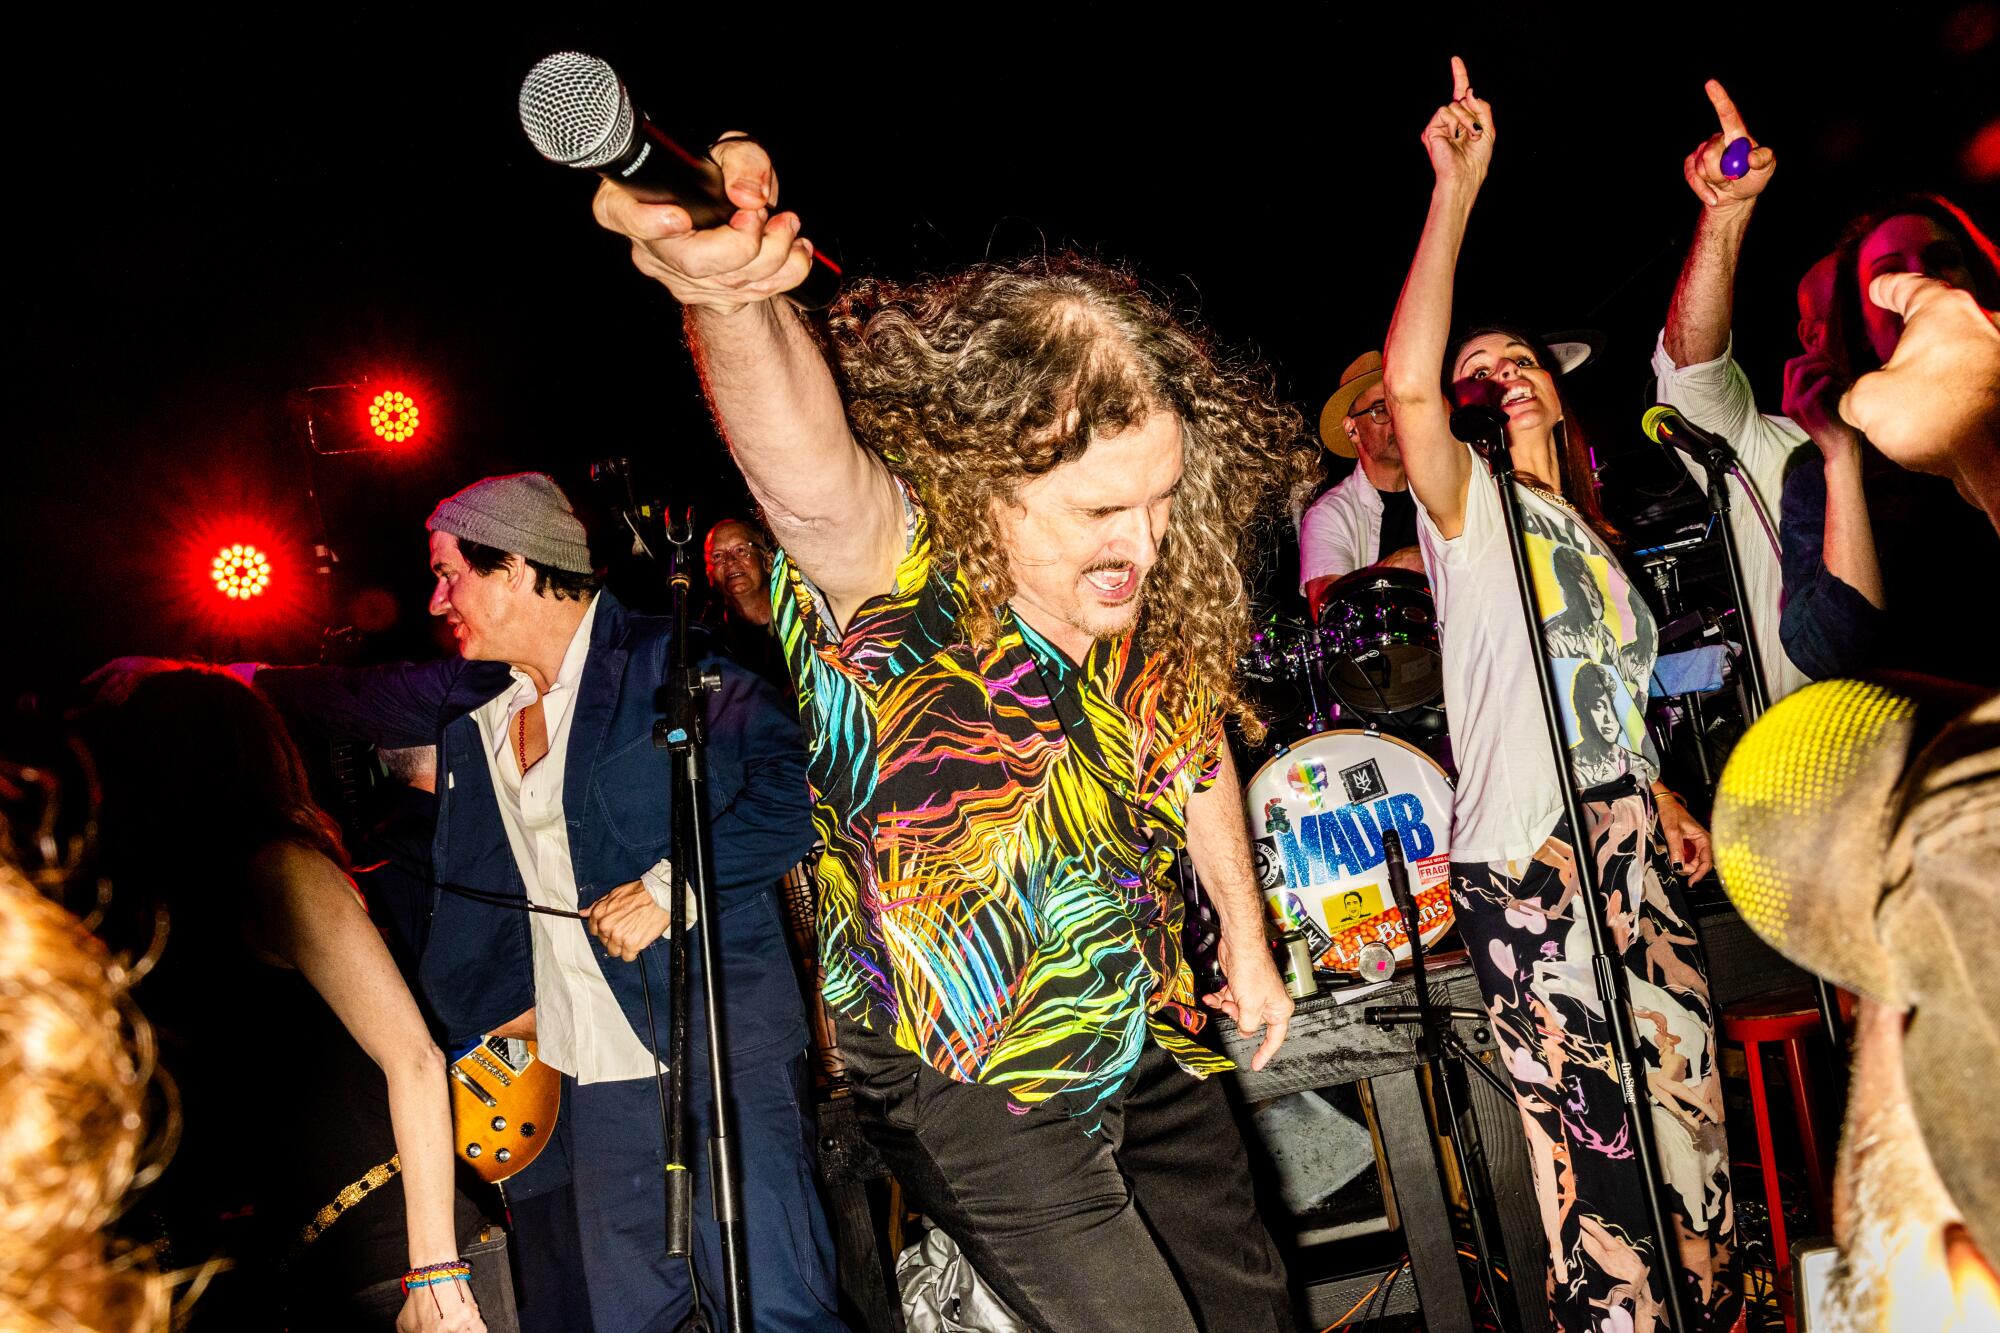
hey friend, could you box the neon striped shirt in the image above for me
[774,495,1230,1119]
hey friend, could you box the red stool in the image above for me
[1721,989,1836,1329]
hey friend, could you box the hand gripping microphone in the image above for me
[519,52,842,310]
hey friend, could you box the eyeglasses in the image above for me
[1348,402,1390,424]
[707,543,767,567]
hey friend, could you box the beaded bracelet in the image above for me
[401,1260,473,1295]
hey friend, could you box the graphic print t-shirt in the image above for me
[1419,444,1659,863]
[769,487,1231,1122]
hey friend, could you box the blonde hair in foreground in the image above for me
[827,253,1321,743]
[0,859,169,1332]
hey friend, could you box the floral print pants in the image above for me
[1452,788,1741,1333]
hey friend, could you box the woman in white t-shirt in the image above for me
[1380,58,1740,1333]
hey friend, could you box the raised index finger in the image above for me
[1705,79,1749,141]
[1451,55,1471,100]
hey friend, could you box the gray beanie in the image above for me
[427,472,593,573]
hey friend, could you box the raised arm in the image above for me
[249,842,482,1333]
[1382,56,1494,540]
[1662,80,1776,369]
[591,141,904,629]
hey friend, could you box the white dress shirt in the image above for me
[1649,331,1811,702]
[470,594,675,1084]
[1297,466,1385,593]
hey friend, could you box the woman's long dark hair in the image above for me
[1444,323,1616,543]
[101,670,348,906]
[1823,193,2000,384]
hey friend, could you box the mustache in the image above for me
[1083,559,1138,575]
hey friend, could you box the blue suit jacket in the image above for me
[258,591,814,1069]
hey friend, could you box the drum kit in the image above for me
[1238,567,1460,990]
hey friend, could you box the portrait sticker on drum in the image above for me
[1246,731,1456,976]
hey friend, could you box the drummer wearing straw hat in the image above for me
[1300,338,1597,621]
[1298,351,1427,620]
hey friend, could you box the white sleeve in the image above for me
[1650,329,1807,498]
[1298,490,1360,592]
[1415,443,1496,567]
[640,859,697,929]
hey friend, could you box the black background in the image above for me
[9,7,1997,708]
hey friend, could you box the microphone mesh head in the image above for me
[519,52,633,168]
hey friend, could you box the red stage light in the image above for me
[211,543,273,600]
[368,389,421,443]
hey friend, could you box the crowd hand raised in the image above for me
[584,879,675,963]
[397,1277,484,1333]
[591,135,815,313]
[1682,78,1775,210]
[1840,272,2000,474]
[1202,933,1293,1071]
[1421,56,1495,188]
[1781,351,1862,459]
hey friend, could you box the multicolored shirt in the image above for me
[773,494,1231,1119]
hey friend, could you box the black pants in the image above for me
[839,1019,1291,1333]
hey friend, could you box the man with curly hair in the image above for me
[594,141,1320,1331]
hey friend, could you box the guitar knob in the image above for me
[466,1143,482,1158]
[491,1116,507,1131]
[521,1122,537,1137]
[496,1148,512,1163]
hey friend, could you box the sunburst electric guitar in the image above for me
[449,1034,560,1183]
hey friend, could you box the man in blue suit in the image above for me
[249,472,840,1332]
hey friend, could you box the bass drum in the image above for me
[1244,730,1456,976]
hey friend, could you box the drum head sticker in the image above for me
[1339,759,1387,805]
[1252,835,1284,890]
[1326,884,1383,928]
[1285,758,1334,808]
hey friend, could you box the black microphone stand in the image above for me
[1674,421,1845,1050]
[593,452,750,1333]
[653,508,752,1332]
[1449,407,1694,1333]
[1363,827,1519,1332]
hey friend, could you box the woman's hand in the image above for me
[397,1277,485,1333]
[1421,56,1495,191]
[1654,792,1714,883]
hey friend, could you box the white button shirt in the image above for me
[1649,331,1811,702]
[1297,465,1385,593]
[470,594,674,1084]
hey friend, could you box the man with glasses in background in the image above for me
[1298,351,1426,620]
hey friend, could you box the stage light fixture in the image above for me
[211,543,273,600]
[368,389,421,443]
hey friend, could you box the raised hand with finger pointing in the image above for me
[1421,56,1495,190]
[1682,78,1774,212]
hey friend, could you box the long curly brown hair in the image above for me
[826,253,1320,741]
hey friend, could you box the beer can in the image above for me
[1278,930,1319,999]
